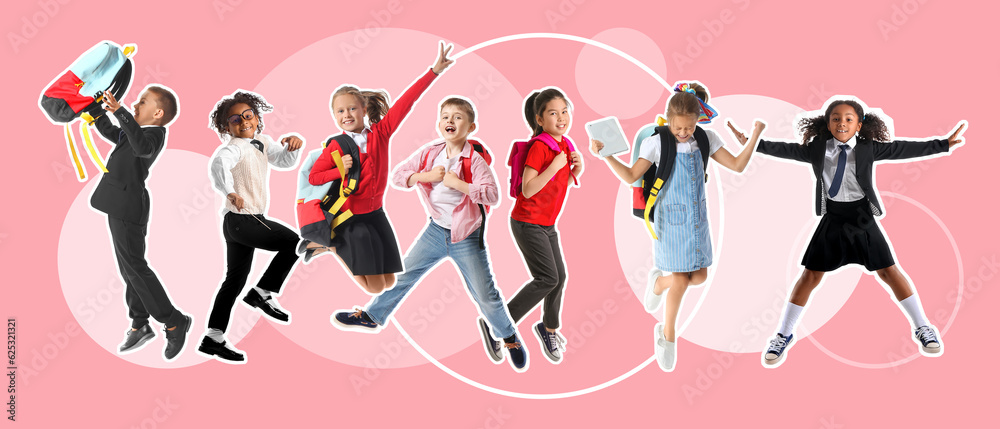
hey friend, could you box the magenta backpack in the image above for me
[506,133,577,199]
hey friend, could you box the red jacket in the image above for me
[309,68,438,215]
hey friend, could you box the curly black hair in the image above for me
[209,91,273,135]
[798,99,890,144]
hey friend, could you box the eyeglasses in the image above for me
[228,108,255,126]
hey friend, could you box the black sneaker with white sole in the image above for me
[914,325,942,355]
[763,333,793,367]
[533,322,564,364]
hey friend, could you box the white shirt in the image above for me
[822,136,864,202]
[209,134,301,214]
[345,128,371,153]
[428,148,464,229]
[638,128,725,163]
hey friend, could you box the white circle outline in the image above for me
[802,192,964,369]
[384,32,678,399]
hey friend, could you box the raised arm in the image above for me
[266,133,303,170]
[371,42,453,139]
[873,121,965,161]
[711,120,765,173]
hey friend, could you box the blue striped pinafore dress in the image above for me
[653,149,713,273]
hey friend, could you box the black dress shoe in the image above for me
[119,324,155,354]
[296,239,310,254]
[197,337,245,362]
[163,314,192,361]
[242,289,290,323]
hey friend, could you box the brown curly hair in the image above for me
[209,91,272,136]
[798,99,890,144]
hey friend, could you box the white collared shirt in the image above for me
[345,128,371,153]
[822,136,864,202]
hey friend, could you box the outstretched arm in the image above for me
[712,120,766,173]
[730,120,811,163]
[873,121,965,161]
[590,138,652,185]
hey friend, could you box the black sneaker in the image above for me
[504,337,528,373]
[163,315,192,362]
[763,333,793,367]
[118,324,155,354]
[331,309,379,333]
[533,322,564,364]
[197,336,246,363]
[914,325,942,355]
[478,318,503,363]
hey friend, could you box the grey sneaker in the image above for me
[478,318,503,363]
[533,322,564,364]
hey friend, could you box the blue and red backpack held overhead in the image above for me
[506,132,578,200]
[39,41,137,181]
[630,116,711,239]
[296,134,361,247]
[419,139,493,249]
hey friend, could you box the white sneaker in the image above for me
[654,323,676,372]
[644,269,664,313]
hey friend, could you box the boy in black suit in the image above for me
[90,85,192,361]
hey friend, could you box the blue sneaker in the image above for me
[533,322,564,364]
[914,325,942,356]
[478,318,503,363]
[505,337,528,373]
[331,309,380,333]
[763,333,793,367]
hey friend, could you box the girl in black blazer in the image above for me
[729,97,966,367]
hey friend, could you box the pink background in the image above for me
[3,0,996,426]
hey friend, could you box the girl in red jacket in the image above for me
[309,42,454,295]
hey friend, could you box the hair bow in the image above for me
[673,83,718,124]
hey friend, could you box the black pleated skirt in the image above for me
[801,199,895,272]
[332,208,403,275]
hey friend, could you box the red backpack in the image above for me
[506,133,577,199]
[419,139,492,248]
[39,41,137,181]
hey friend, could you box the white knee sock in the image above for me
[777,302,804,337]
[899,294,930,328]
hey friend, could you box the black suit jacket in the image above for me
[757,136,949,216]
[89,108,167,225]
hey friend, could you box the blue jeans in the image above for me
[366,221,516,339]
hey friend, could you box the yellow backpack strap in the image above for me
[326,149,356,239]
[643,178,664,240]
[79,113,108,173]
[65,124,87,181]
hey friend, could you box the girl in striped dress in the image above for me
[590,82,764,371]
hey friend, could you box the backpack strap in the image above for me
[642,126,678,239]
[693,126,710,183]
[462,140,492,249]
[321,134,361,239]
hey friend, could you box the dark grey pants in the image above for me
[506,219,567,330]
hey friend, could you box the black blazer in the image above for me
[89,108,167,225]
[757,136,949,216]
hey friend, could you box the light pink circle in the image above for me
[574,28,667,120]
[58,149,261,368]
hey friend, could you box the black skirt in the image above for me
[332,208,403,276]
[801,199,895,272]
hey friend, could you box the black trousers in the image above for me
[207,212,300,332]
[108,216,184,329]
[506,219,567,330]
